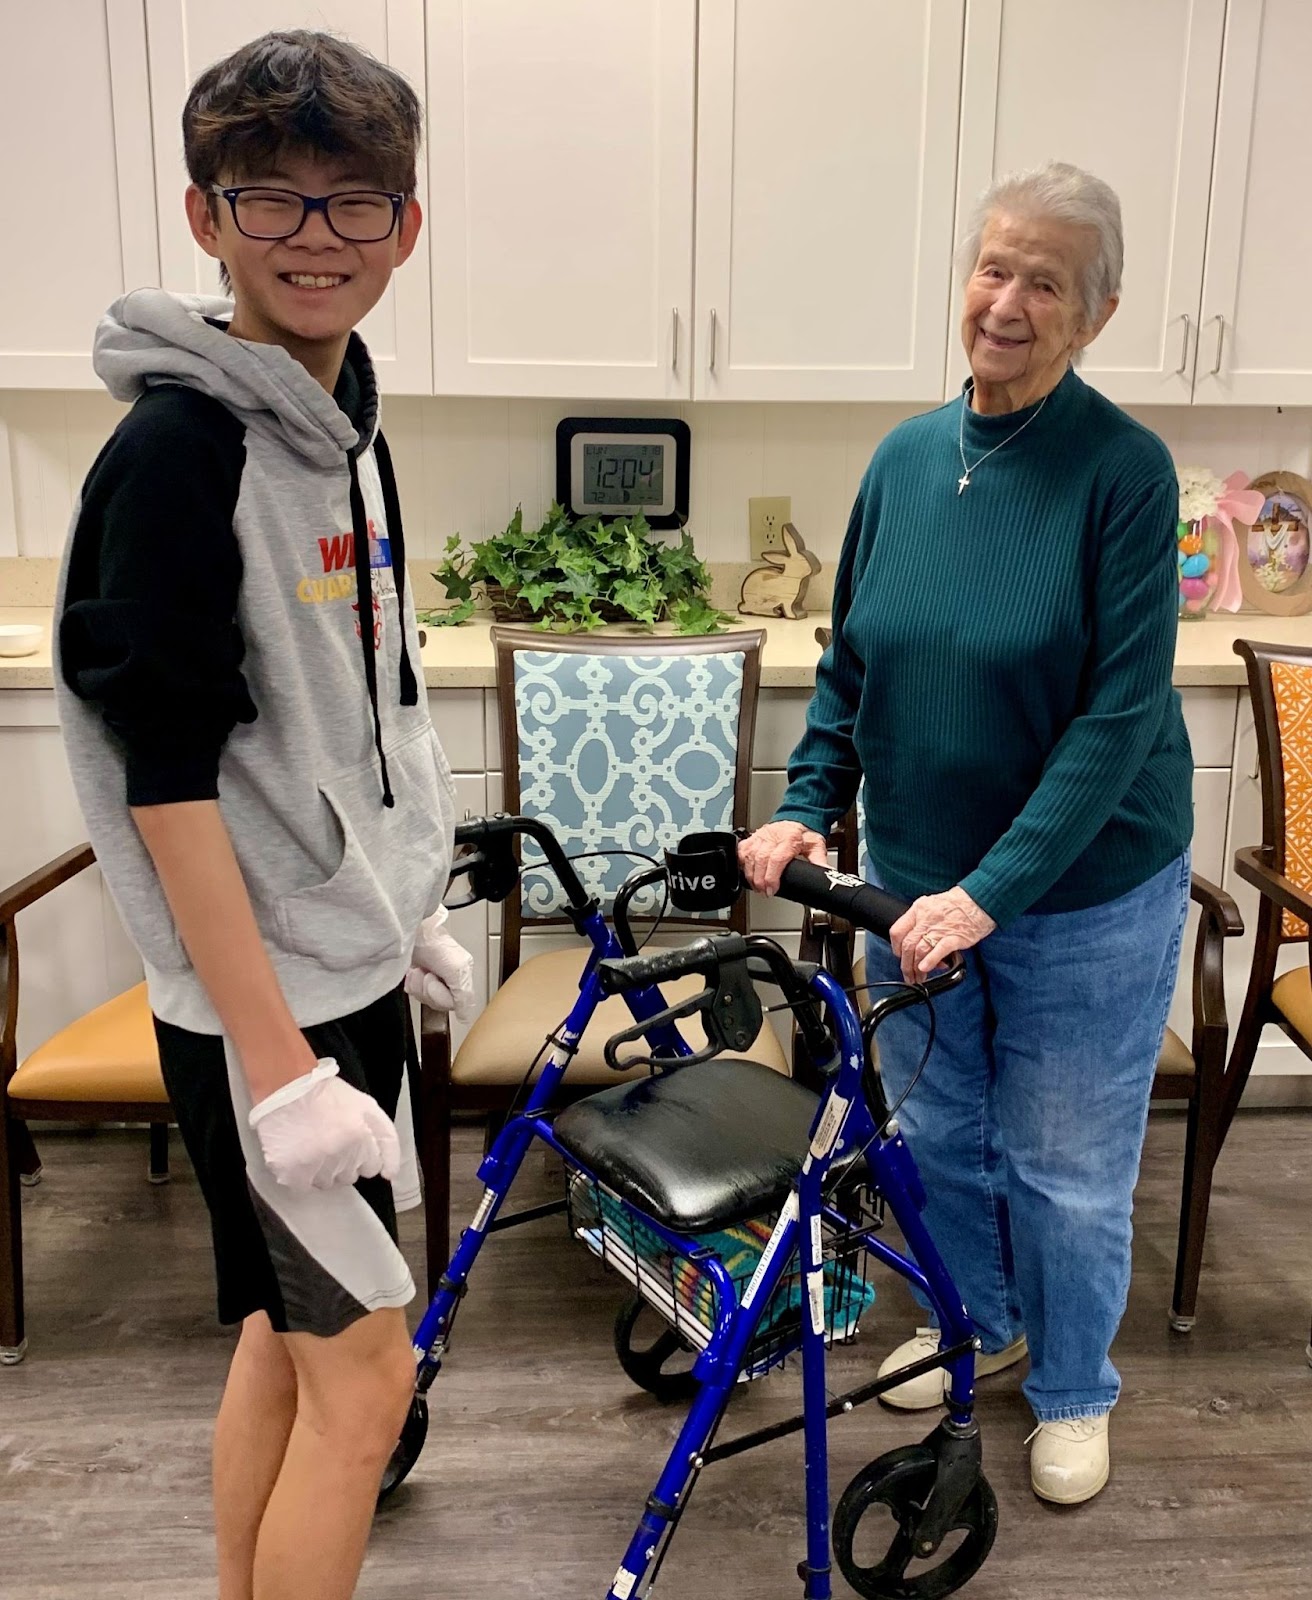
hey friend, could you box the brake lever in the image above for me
[443,837,520,909]
[603,989,720,1073]
[603,955,765,1073]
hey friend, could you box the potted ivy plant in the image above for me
[424,503,733,634]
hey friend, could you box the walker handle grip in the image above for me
[595,935,744,997]
[775,860,910,946]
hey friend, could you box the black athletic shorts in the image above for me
[155,986,420,1338]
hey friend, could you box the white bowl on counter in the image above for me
[0,623,44,657]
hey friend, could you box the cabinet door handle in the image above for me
[671,308,679,374]
[1176,313,1191,376]
[708,308,718,374]
[1210,314,1226,376]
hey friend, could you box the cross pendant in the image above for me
[957,472,970,495]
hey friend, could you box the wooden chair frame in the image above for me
[417,627,766,1289]
[1,844,171,1362]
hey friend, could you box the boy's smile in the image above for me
[185,148,422,391]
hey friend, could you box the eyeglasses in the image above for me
[210,185,404,243]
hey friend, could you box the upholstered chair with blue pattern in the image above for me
[417,626,788,1280]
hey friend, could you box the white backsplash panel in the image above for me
[4,388,1312,568]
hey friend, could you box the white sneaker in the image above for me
[876,1327,1029,1411]
[1028,1413,1110,1504]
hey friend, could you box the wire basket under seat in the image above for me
[565,1167,880,1380]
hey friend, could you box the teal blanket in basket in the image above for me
[595,1189,875,1342]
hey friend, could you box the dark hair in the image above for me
[183,30,422,196]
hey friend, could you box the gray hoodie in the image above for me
[55,289,455,1033]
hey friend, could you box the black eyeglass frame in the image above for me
[209,184,406,243]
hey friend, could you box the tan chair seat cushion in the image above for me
[1271,965,1312,1041]
[1157,1026,1195,1077]
[452,947,791,1085]
[8,983,167,1105]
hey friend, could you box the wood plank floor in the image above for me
[2,1111,1310,1600]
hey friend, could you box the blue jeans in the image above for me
[864,851,1190,1421]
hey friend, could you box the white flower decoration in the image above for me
[1177,465,1225,524]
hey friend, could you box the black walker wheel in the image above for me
[376,1393,429,1505]
[833,1443,997,1600]
[613,1295,700,1404]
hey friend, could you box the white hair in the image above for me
[958,160,1124,328]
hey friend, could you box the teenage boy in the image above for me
[54,31,470,1600]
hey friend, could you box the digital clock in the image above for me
[556,417,691,528]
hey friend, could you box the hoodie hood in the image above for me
[95,287,414,807]
[94,288,374,469]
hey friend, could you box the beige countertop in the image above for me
[4,604,1311,691]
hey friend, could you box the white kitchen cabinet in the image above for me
[1195,0,1312,405]
[142,1,433,394]
[951,0,1226,406]
[427,0,696,400]
[693,0,965,402]
[0,2,159,388]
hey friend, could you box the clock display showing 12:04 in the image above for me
[583,442,665,507]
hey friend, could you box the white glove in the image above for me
[248,1059,401,1191]
[404,904,476,1023]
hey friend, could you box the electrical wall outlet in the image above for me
[749,495,792,559]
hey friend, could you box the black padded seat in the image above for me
[553,1058,836,1234]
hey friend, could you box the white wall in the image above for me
[5,388,1312,568]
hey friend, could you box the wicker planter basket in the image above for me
[483,585,647,625]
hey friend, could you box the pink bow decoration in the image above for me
[1207,471,1266,613]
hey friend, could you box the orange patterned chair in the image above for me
[1,844,171,1365]
[1228,640,1312,1124]
[1228,639,1312,1368]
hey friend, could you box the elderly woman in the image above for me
[740,161,1192,1505]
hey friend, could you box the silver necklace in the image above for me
[957,382,1050,494]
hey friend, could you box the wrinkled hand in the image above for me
[404,905,476,1023]
[889,886,996,983]
[738,820,830,896]
[249,1060,401,1191]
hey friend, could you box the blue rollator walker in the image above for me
[381,815,998,1599]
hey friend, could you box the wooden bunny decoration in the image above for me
[738,522,821,619]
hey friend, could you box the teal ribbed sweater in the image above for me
[775,368,1194,928]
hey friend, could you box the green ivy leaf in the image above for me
[611,577,660,625]
[513,579,552,610]
[421,597,477,628]
[470,539,518,589]
[435,568,473,603]
[671,596,734,636]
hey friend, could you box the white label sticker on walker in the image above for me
[810,1213,823,1265]
[471,1188,496,1232]
[742,1193,799,1308]
[611,1567,638,1599]
[809,1093,850,1160]
[807,1270,825,1336]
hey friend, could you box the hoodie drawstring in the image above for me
[348,453,394,808]
[372,433,419,708]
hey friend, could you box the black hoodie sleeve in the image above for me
[59,386,258,806]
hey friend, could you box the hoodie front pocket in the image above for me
[276,723,451,973]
